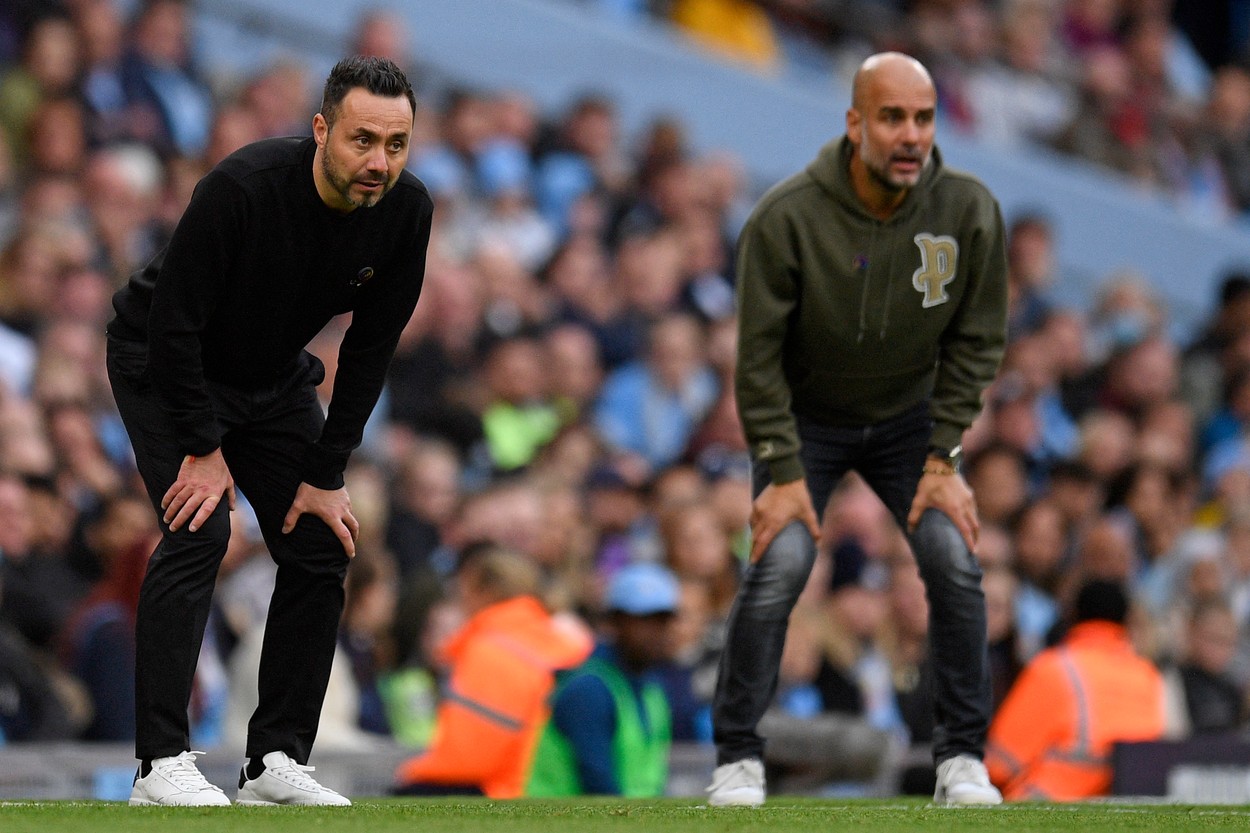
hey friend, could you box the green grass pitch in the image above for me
[3,798,1250,833]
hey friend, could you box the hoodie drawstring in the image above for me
[856,225,877,344]
[879,243,894,340]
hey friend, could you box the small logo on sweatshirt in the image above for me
[912,234,958,307]
[350,267,375,287]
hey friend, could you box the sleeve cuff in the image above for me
[299,443,348,491]
[928,423,964,457]
[766,454,805,485]
[180,425,223,459]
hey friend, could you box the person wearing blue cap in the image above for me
[526,562,678,796]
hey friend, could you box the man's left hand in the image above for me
[282,482,360,558]
[907,466,979,551]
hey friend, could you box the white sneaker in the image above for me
[236,751,351,806]
[129,751,230,806]
[934,754,1003,806]
[707,758,765,807]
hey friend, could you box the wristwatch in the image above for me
[926,444,963,473]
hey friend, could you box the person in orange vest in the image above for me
[393,543,591,797]
[985,579,1166,801]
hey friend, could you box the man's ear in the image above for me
[846,108,861,145]
[313,113,328,148]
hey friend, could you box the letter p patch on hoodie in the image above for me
[912,233,958,308]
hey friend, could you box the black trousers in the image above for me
[713,402,991,767]
[107,336,350,764]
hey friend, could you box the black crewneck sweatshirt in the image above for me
[109,137,434,489]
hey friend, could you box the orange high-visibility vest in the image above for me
[986,621,1165,801]
[395,596,592,798]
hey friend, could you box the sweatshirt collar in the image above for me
[806,135,943,224]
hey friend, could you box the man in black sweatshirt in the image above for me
[109,56,433,806]
[707,53,1007,807]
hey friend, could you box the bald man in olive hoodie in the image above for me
[707,53,1007,807]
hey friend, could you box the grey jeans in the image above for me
[712,402,990,767]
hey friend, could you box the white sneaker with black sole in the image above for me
[236,750,351,806]
[129,751,231,806]
[933,754,1003,806]
[707,758,765,807]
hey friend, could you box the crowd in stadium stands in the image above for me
[0,0,1248,799]
[602,0,1250,222]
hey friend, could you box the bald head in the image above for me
[851,52,934,112]
[846,52,937,210]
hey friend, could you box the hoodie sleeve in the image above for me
[734,204,805,485]
[929,191,1008,454]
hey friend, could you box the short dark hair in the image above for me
[320,56,415,127]
[1074,579,1129,625]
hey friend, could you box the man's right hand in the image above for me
[162,449,236,533]
[749,478,821,563]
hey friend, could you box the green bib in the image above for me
[525,656,671,797]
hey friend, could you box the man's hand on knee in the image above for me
[282,482,360,558]
[908,471,979,551]
[750,479,821,563]
[162,449,236,532]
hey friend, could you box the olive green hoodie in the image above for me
[735,137,1007,485]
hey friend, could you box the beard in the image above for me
[863,145,929,192]
[321,151,391,210]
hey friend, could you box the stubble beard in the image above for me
[321,151,390,210]
[863,141,929,193]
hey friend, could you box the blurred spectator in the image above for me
[1182,272,1250,434]
[387,439,462,578]
[472,242,553,340]
[385,256,486,456]
[808,539,906,741]
[964,442,1030,528]
[26,96,88,178]
[238,60,312,140]
[1004,213,1058,338]
[1163,596,1244,736]
[584,462,655,576]
[0,14,79,167]
[339,548,400,738]
[0,548,83,742]
[118,0,214,159]
[527,561,678,797]
[74,0,129,148]
[533,94,628,235]
[479,335,562,473]
[593,313,718,475]
[394,543,591,797]
[1011,500,1067,660]
[1076,408,1137,482]
[1204,67,1250,214]
[543,322,605,422]
[81,143,165,279]
[545,233,637,369]
[468,140,555,272]
[986,579,1166,801]
[0,473,87,649]
[349,9,414,74]
[1103,461,1189,612]
[982,566,1022,709]
[1087,271,1167,365]
[962,1,1075,148]
[57,493,157,741]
